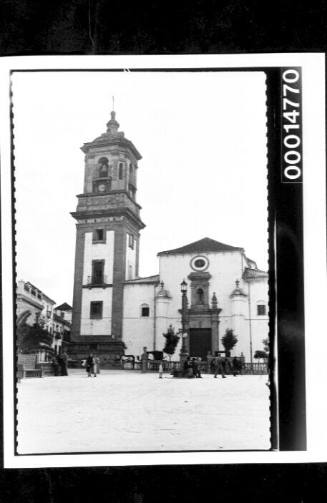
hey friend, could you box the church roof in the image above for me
[157,237,243,256]
[242,267,268,280]
[125,274,160,284]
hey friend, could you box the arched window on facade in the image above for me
[98,157,109,178]
[119,162,124,180]
[141,303,150,317]
[196,288,204,304]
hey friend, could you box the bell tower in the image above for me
[70,110,145,360]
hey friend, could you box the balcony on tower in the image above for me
[84,260,110,288]
[86,274,109,287]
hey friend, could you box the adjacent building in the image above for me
[17,280,55,328]
[17,280,72,355]
[52,303,73,353]
[70,110,269,363]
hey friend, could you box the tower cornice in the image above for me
[71,207,146,230]
[81,135,142,160]
[75,190,142,210]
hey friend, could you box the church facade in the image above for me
[70,111,268,363]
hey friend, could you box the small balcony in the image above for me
[85,275,109,287]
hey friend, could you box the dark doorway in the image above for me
[189,328,211,359]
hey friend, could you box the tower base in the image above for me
[68,338,126,368]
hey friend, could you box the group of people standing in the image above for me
[183,357,202,378]
[210,355,243,378]
[51,352,68,376]
[180,354,244,379]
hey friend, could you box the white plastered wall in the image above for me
[82,230,115,284]
[80,230,114,335]
[123,283,155,356]
[81,287,113,335]
[244,277,269,360]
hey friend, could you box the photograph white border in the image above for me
[1,53,326,468]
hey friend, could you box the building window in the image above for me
[98,157,109,177]
[93,229,105,243]
[128,233,134,249]
[90,301,103,319]
[257,304,266,316]
[92,260,104,284]
[129,164,133,176]
[119,162,124,180]
[190,255,209,272]
[141,304,150,317]
[128,184,136,199]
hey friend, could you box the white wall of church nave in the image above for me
[159,251,244,318]
[247,278,269,318]
[249,317,269,357]
[80,287,112,335]
[82,230,115,284]
[122,283,156,356]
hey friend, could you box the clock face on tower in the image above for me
[93,180,111,193]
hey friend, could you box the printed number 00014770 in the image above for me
[282,69,302,182]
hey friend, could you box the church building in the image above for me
[70,111,268,363]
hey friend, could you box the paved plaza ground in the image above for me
[17,370,270,454]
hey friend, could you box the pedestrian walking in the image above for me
[86,353,95,377]
[93,356,100,376]
[60,351,69,376]
[191,357,202,378]
[141,347,148,373]
[213,355,226,378]
[196,357,202,378]
[51,355,59,376]
[223,356,232,375]
[158,361,163,378]
[183,357,194,378]
[232,357,241,376]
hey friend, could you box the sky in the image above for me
[13,70,268,305]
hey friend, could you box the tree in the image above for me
[162,325,180,357]
[17,323,53,354]
[262,338,269,354]
[254,350,268,361]
[221,329,238,356]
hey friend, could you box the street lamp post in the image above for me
[180,279,188,364]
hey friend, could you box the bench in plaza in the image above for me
[17,354,43,379]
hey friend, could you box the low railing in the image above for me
[127,359,268,374]
[243,362,268,374]
[86,275,108,285]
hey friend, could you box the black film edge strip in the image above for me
[267,67,306,450]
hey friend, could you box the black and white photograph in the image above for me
[0,54,326,468]
[13,68,270,454]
